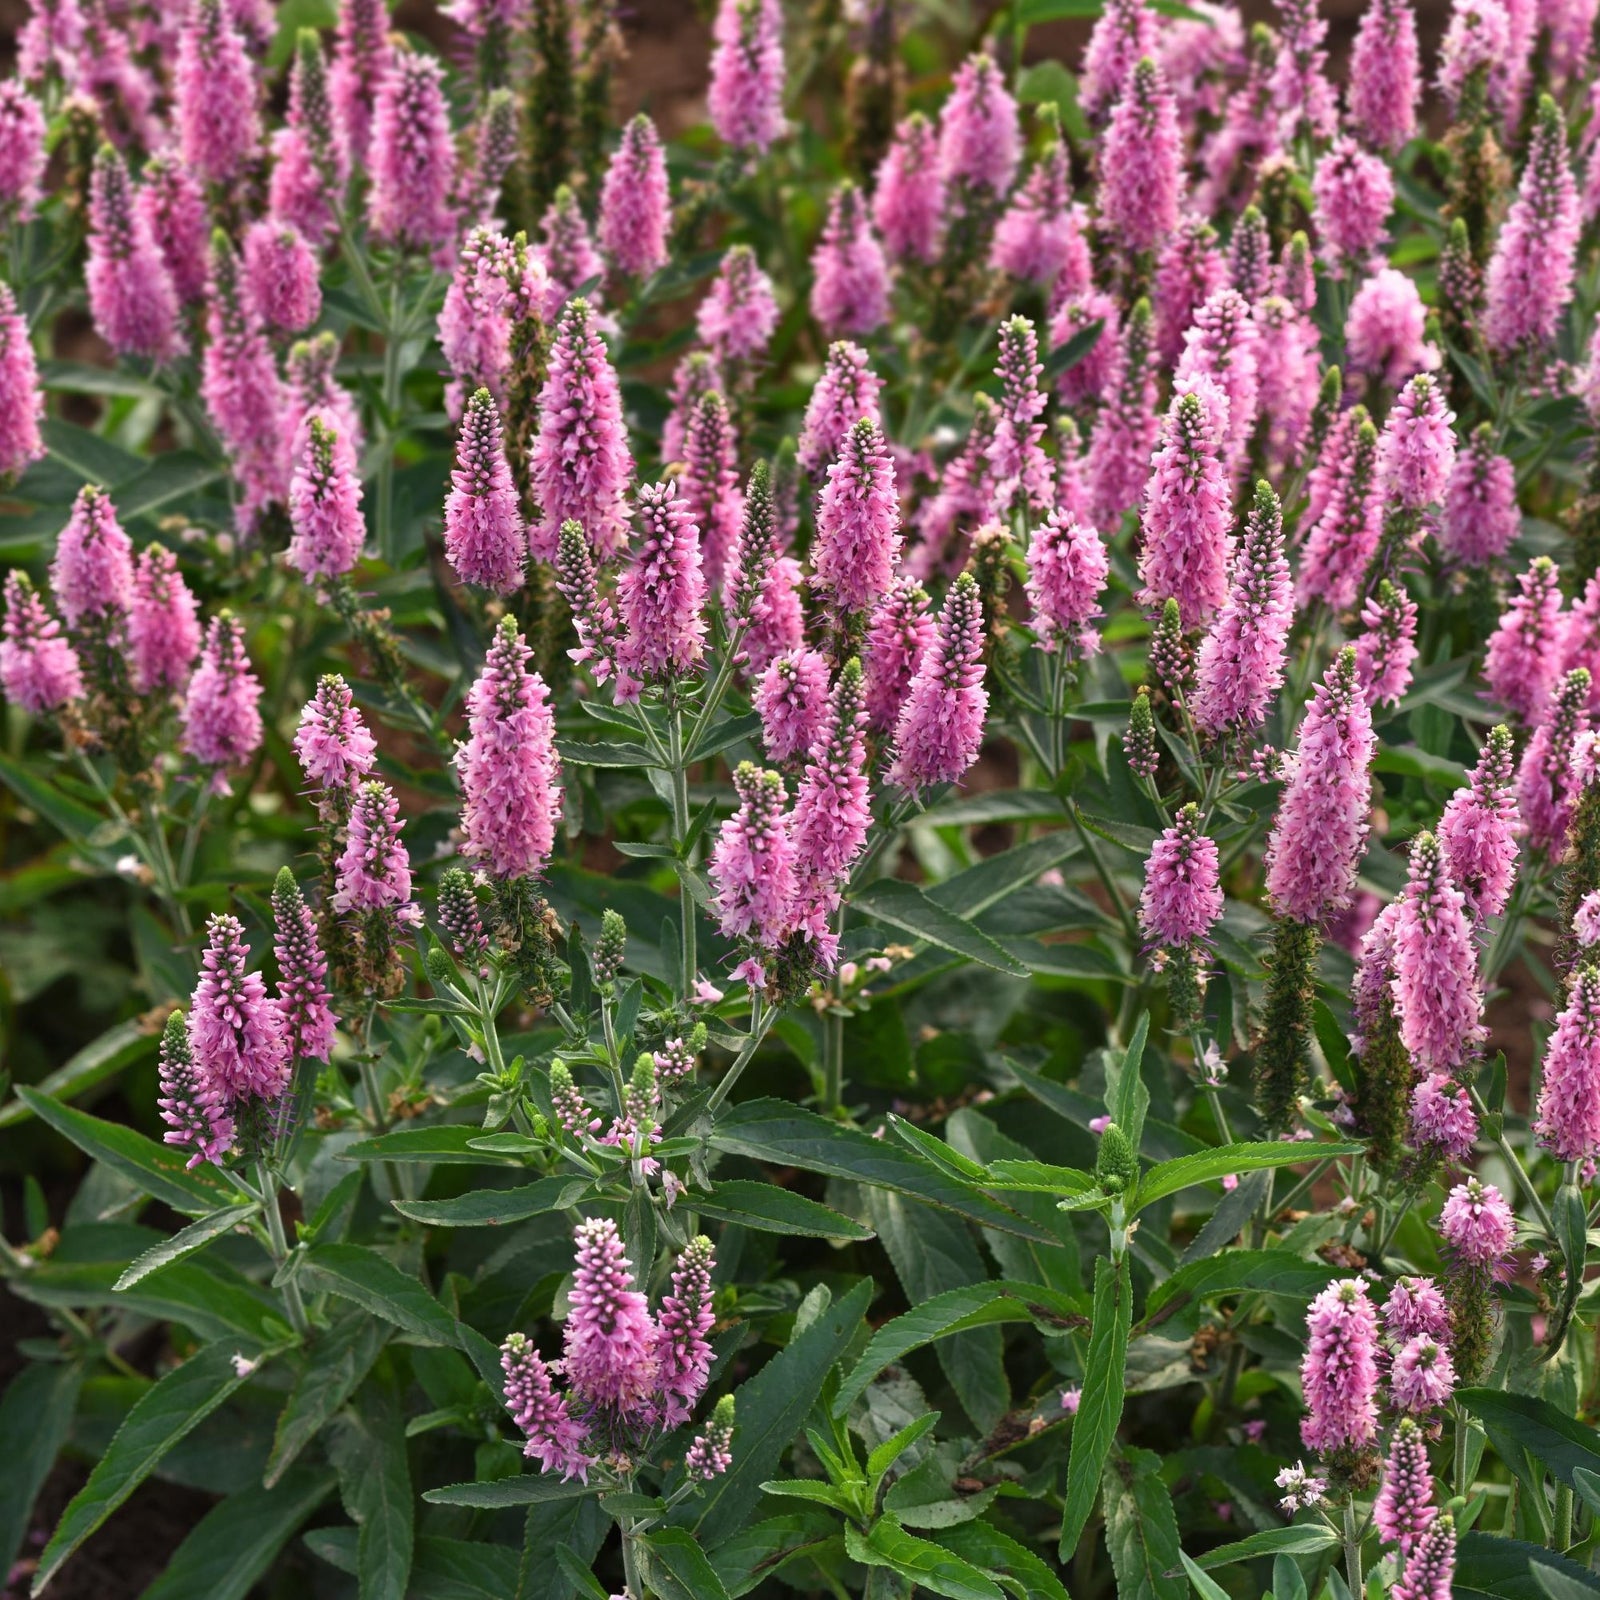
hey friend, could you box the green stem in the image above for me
[1467,1084,1555,1235]
[621,1517,643,1600]
[1555,1483,1573,1551]
[1343,1499,1364,1597]
[254,1157,308,1339]
[705,997,774,1114]
[1454,1401,1471,1498]
[377,264,404,566]
[822,1003,845,1116]
[668,707,697,997]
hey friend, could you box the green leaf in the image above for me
[138,1466,334,1600]
[389,1176,587,1227]
[265,1310,389,1488]
[882,1457,995,1528]
[938,1522,1071,1600]
[38,360,163,399]
[423,1475,595,1508]
[866,1413,940,1485]
[1542,1181,1587,1360]
[1192,1525,1340,1569]
[757,1479,859,1512]
[0,1361,83,1580]
[298,1243,462,1346]
[40,418,144,485]
[1141,1251,1338,1332]
[114,1204,258,1291]
[1454,1532,1600,1597]
[1041,315,1106,378]
[851,879,1032,976]
[981,1158,1097,1196]
[707,1512,839,1598]
[0,1020,159,1128]
[330,1369,413,1600]
[1177,1552,1233,1600]
[843,1521,1004,1600]
[693,1279,873,1546]
[341,1125,522,1164]
[34,1344,260,1594]
[112,452,226,522]
[556,737,662,768]
[1135,1141,1361,1211]
[641,1528,732,1600]
[1059,1255,1132,1563]
[692,1180,875,1240]
[1102,1446,1185,1600]
[1458,1390,1600,1492]
[0,750,107,847]
[835,1281,1088,1415]
[1106,1013,1151,1155]
[709,1100,1054,1242]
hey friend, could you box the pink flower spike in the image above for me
[1264,647,1376,925]
[270,30,347,243]
[798,342,883,479]
[599,114,670,280]
[562,1216,660,1415]
[989,316,1052,516]
[1354,580,1419,708]
[128,544,201,695]
[1374,1419,1438,1549]
[334,780,417,918]
[810,182,891,338]
[679,391,743,599]
[538,187,604,315]
[1409,1072,1478,1161]
[654,1235,716,1425]
[445,388,526,595]
[188,913,291,1103]
[1080,0,1156,122]
[1152,215,1225,367]
[242,219,321,335]
[1192,482,1293,739]
[0,571,83,714]
[1085,298,1159,534]
[708,0,786,154]
[555,519,620,684]
[1100,57,1183,257]
[686,1403,735,1479]
[813,417,900,619]
[1516,667,1591,855]
[1441,424,1519,567]
[873,112,944,266]
[175,0,261,186]
[455,618,563,881]
[990,136,1084,292]
[1348,0,1420,153]
[1174,287,1259,478]
[697,246,780,371]
[710,761,798,950]
[294,673,377,794]
[86,146,183,364]
[330,0,391,170]
[1270,0,1338,142]
[367,47,456,253]
[1026,510,1109,655]
[1437,725,1520,922]
[1299,1278,1380,1453]
[1298,409,1382,615]
[1140,804,1223,948]
[182,613,264,781]
[1391,831,1484,1077]
[615,479,708,699]
[272,868,336,1063]
[938,53,1020,202]
[529,298,634,563]
[0,83,47,221]
[157,1010,234,1169]
[1380,375,1456,513]
[501,1331,593,1481]
[137,153,211,306]
[50,484,133,630]
[1346,267,1435,389]
[862,575,934,734]
[888,571,988,795]
[1391,1336,1458,1415]
[755,648,831,764]
[1439,1176,1515,1268]
[1384,1276,1452,1342]
[1484,557,1564,722]
[1393,1514,1456,1600]
[1534,962,1600,1162]
[287,413,365,581]
[286,332,363,459]
[0,282,44,484]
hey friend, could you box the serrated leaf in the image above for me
[0,1020,159,1129]
[1059,1255,1131,1563]
[1178,1552,1232,1600]
[1459,1389,1600,1491]
[341,1125,522,1164]
[1141,1251,1337,1332]
[0,751,106,847]
[390,1176,586,1227]
[1135,1141,1361,1211]
[938,1522,1070,1600]
[265,1311,389,1488]
[706,1512,839,1598]
[423,1475,594,1508]
[642,1528,731,1600]
[0,1361,83,1581]
[851,879,1032,976]
[298,1243,462,1346]
[1103,1446,1185,1600]
[330,1369,413,1600]
[114,1204,258,1291]
[692,1180,874,1240]
[1192,1524,1340,1569]
[843,1521,1003,1600]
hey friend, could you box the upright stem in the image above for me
[1555,1483,1574,1551]
[823,1005,845,1116]
[620,1517,643,1600]
[1467,1084,1555,1235]
[377,264,405,566]
[254,1157,308,1339]
[1343,1499,1363,1597]
[668,707,696,996]
[706,998,774,1113]
[1454,1401,1471,1498]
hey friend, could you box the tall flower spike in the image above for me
[175,0,260,186]
[1391,831,1484,1075]
[1085,297,1159,534]
[1299,1278,1380,1453]
[1485,95,1579,356]
[501,1332,593,1481]
[873,112,944,266]
[1192,482,1293,738]
[128,544,201,695]
[862,575,934,734]
[0,82,46,223]
[599,113,670,279]
[294,674,377,794]
[809,182,890,337]
[798,343,882,479]
[242,220,322,335]
[1348,0,1419,153]
[555,519,619,683]
[1152,215,1225,366]
[270,29,347,243]
[1380,375,1456,512]
[1534,962,1600,1161]
[1345,267,1433,389]
[1438,726,1520,923]
[1354,579,1418,708]
[1080,0,1156,122]
[0,571,82,714]
[1227,206,1272,302]
[1265,647,1376,925]
[330,0,391,169]
[529,298,634,562]
[286,332,363,457]
[1140,804,1223,948]
[888,572,988,795]
[1312,136,1394,271]
[755,648,830,765]
[938,53,1020,203]
[991,127,1084,291]
[562,1218,660,1415]
[1174,287,1259,477]
[1410,1071,1478,1160]
[334,781,419,920]
[287,414,365,581]
[708,0,786,153]
[813,417,900,620]
[1517,666,1592,855]
[1100,57,1183,257]
[988,316,1051,516]
[1270,0,1337,141]
[368,48,456,252]
[537,187,603,315]
[157,1009,235,1169]
[86,146,183,363]
[615,480,707,699]
[1442,424,1518,567]
[655,1236,716,1426]
[455,619,563,880]
[445,389,526,594]
[680,391,743,599]
[1026,510,1109,657]
[0,285,40,486]
[1051,289,1119,409]
[189,913,291,1103]
[1391,1335,1458,1415]
[272,867,336,1062]
[724,461,780,634]
[1439,1176,1515,1267]
[1298,410,1382,614]
[697,246,780,371]
[1137,383,1233,628]
[438,868,488,962]
[1393,1515,1455,1600]
[1374,1419,1437,1550]
[182,614,264,782]
[686,1395,735,1479]
[51,485,133,630]
[136,154,210,306]
[1484,557,1564,722]
[709,761,798,955]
